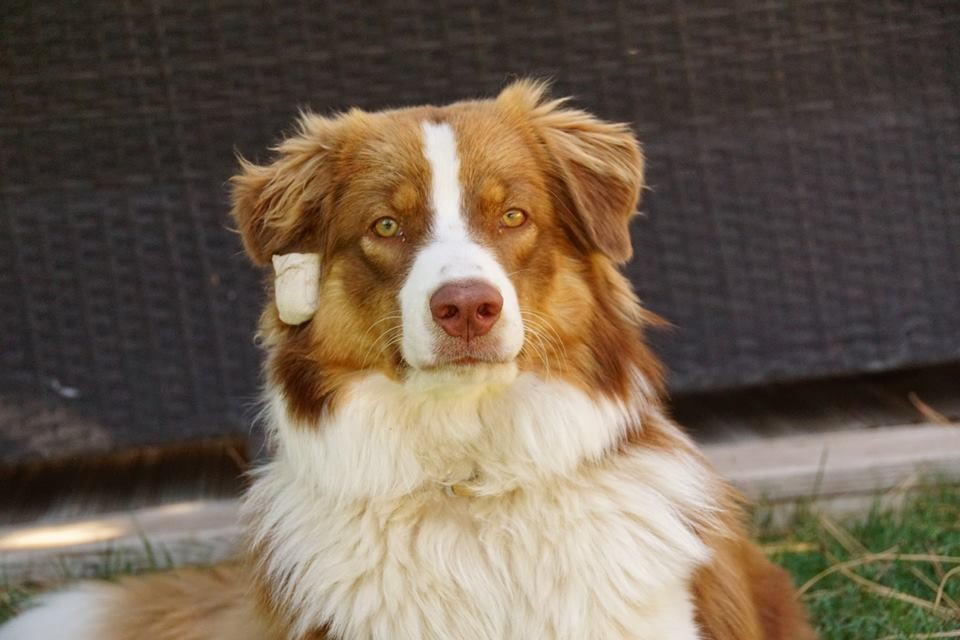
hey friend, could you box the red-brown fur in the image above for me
[229,79,816,639]
[231,83,665,422]
[36,81,815,639]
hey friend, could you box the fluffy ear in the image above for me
[230,113,338,266]
[499,80,645,264]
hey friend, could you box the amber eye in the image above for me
[501,209,527,228]
[372,217,400,238]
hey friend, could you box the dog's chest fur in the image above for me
[246,369,715,640]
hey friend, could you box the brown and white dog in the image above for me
[1,81,815,640]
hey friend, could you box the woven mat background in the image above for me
[2,1,958,461]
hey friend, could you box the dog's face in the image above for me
[232,81,659,422]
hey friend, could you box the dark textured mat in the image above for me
[2,1,958,460]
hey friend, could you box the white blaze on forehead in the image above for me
[399,119,525,369]
[421,121,469,242]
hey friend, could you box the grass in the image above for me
[0,587,31,626]
[757,484,960,639]
[2,486,959,636]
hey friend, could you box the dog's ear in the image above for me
[498,80,644,264]
[230,113,338,266]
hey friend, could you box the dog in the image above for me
[1,80,815,640]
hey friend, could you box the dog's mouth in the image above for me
[428,337,514,369]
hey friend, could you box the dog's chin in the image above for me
[405,358,519,393]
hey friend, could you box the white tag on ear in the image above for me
[272,253,321,325]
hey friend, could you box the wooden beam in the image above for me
[704,422,960,502]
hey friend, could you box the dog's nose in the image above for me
[430,280,503,340]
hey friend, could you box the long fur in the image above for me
[0,81,815,640]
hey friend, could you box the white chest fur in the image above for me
[245,367,714,639]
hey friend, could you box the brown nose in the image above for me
[430,280,503,340]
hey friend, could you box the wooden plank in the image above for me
[704,422,960,501]
[0,439,246,526]
[674,363,960,445]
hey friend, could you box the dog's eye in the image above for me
[501,209,527,228]
[372,217,400,238]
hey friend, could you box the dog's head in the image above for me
[232,80,661,423]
